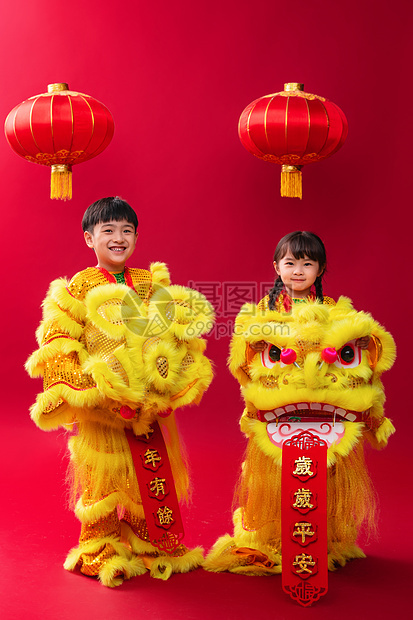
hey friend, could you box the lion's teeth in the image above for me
[264,411,276,421]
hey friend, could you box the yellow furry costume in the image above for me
[26,263,214,586]
[204,295,395,574]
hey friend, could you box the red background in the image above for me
[0,0,411,618]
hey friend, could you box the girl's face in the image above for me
[274,252,322,298]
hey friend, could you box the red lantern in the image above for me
[4,83,114,200]
[238,83,348,199]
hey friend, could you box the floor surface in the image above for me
[1,392,410,620]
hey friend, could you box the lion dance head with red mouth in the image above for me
[204,296,395,574]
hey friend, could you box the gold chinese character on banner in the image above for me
[293,522,315,544]
[150,477,167,497]
[157,506,174,526]
[144,448,162,468]
[293,456,314,477]
[293,553,316,574]
[293,488,314,510]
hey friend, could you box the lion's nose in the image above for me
[303,352,324,388]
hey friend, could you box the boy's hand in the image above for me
[249,340,266,352]
[356,336,370,349]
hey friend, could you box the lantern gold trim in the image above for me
[284,83,304,92]
[51,164,72,200]
[48,83,69,93]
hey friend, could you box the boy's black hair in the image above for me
[82,197,138,233]
[268,231,327,309]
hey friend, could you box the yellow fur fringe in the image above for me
[147,285,214,341]
[67,411,190,512]
[63,538,147,587]
[203,529,282,576]
[231,437,377,556]
[150,262,171,287]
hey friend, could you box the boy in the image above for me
[26,196,214,587]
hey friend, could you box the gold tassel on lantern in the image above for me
[51,164,72,200]
[280,165,302,199]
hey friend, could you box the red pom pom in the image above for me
[281,348,297,365]
[321,347,338,364]
[120,405,136,419]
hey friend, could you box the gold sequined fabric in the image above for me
[170,544,189,558]
[68,267,153,302]
[260,376,278,388]
[295,338,321,357]
[97,298,125,325]
[43,351,96,392]
[43,398,65,414]
[239,362,252,380]
[258,293,336,312]
[165,299,191,324]
[121,509,150,542]
[83,323,129,385]
[42,325,76,344]
[67,267,110,301]
[180,352,195,370]
[78,511,121,576]
[128,268,152,303]
[78,544,118,576]
[142,336,161,354]
[156,356,169,378]
[80,511,120,543]
[348,377,364,389]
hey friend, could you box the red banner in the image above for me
[124,423,184,553]
[282,431,328,606]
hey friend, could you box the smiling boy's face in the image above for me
[84,219,138,272]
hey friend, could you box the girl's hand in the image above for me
[356,336,370,349]
[249,340,266,352]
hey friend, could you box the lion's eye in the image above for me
[261,343,282,369]
[334,340,362,369]
[269,345,281,362]
[340,346,354,363]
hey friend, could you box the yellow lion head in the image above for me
[230,297,396,465]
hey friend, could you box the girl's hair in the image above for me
[268,231,326,309]
[82,196,138,233]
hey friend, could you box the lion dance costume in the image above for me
[204,294,395,604]
[26,263,214,586]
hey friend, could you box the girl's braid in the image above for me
[268,276,284,310]
[314,275,324,302]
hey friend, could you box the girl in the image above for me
[204,233,394,583]
[251,230,369,351]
